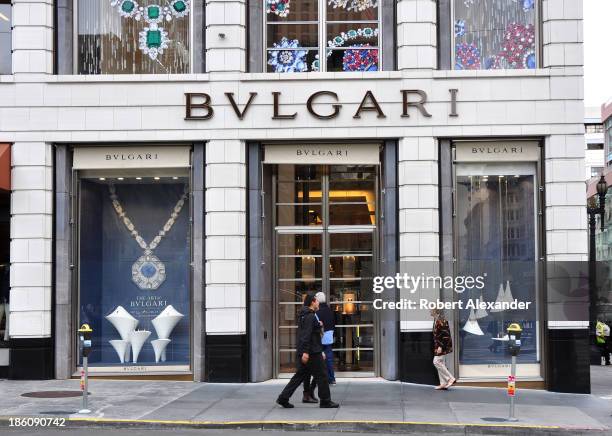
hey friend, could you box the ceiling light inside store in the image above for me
[99,177,106,181]
[0,13,8,22]
[136,177,142,180]
[154,177,160,180]
[172,177,178,180]
[117,177,124,181]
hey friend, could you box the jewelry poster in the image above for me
[78,178,190,368]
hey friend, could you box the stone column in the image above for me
[205,0,247,72]
[11,0,54,76]
[396,0,437,70]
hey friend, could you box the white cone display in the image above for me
[130,330,151,363]
[462,308,485,335]
[105,306,138,341]
[152,305,184,340]
[109,340,129,363]
[490,284,506,313]
[151,339,171,363]
[503,280,515,304]
[474,294,488,319]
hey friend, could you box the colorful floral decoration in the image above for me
[328,0,377,12]
[342,45,379,71]
[499,22,535,69]
[267,37,308,72]
[266,0,290,17]
[327,27,379,49]
[455,19,466,37]
[455,42,481,70]
[521,0,535,11]
[484,55,503,70]
[522,49,536,69]
[109,0,190,61]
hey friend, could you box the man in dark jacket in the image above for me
[276,292,339,409]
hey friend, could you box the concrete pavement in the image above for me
[1,368,612,434]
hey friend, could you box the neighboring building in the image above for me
[0,0,590,393]
[585,106,605,179]
[603,101,612,168]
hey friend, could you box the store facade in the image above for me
[0,0,590,392]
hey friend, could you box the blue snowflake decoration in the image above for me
[455,20,466,37]
[522,50,536,69]
[267,37,308,73]
[522,0,535,11]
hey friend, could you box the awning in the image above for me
[0,144,10,192]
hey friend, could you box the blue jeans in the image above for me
[323,344,335,382]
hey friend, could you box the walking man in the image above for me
[276,292,340,409]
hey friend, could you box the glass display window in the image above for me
[76,0,191,74]
[454,161,541,379]
[76,170,191,372]
[265,0,380,72]
[453,0,537,70]
[0,1,11,75]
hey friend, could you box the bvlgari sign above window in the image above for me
[454,141,540,162]
[73,146,191,169]
[264,144,380,165]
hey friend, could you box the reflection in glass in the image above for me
[77,0,190,74]
[453,0,536,70]
[456,172,538,366]
[0,3,11,75]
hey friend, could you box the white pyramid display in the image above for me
[462,308,485,335]
[474,293,488,319]
[490,283,506,313]
[503,280,515,304]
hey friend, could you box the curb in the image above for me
[0,417,608,435]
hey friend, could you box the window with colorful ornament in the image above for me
[0,0,10,75]
[77,0,191,74]
[453,0,537,70]
[266,0,379,72]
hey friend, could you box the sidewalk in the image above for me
[1,371,612,434]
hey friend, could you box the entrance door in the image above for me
[274,164,378,377]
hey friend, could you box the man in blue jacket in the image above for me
[276,293,340,409]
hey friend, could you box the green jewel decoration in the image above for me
[147,6,160,19]
[146,30,162,47]
[121,1,135,13]
[109,0,191,61]
[173,1,187,12]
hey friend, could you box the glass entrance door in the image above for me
[274,164,378,376]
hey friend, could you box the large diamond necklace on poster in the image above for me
[110,0,190,61]
[109,184,188,290]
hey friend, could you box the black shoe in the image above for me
[276,398,294,408]
[320,400,340,408]
[302,393,318,404]
[329,380,337,385]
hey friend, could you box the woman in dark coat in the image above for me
[431,308,456,390]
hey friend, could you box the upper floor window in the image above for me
[265,0,380,72]
[453,0,536,70]
[77,0,191,74]
[0,1,11,75]
[586,123,604,134]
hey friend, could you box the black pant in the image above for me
[600,340,610,364]
[279,353,330,402]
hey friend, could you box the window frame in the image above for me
[450,0,541,71]
[72,0,195,75]
[263,0,383,73]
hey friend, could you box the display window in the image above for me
[453,0,537,70]
[265,0,380,72]
[452,143,542,379]
[76,170,191,372]
[76,0,191,74]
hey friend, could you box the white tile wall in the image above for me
[205,140,247,334]
[9,142,53,338]
[396,0,437,70]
